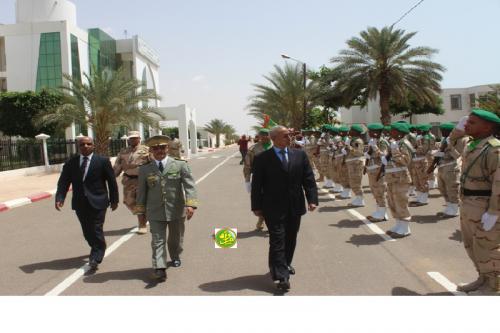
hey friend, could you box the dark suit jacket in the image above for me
[251,148,318,219]
[56,154,119,211]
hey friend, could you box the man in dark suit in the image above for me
[251,126,318,291]
[55,136,119,271]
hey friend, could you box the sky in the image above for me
[1,0,499,134]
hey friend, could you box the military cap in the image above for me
[397,120,409,124]
[330,126,340,133]
[127,130,141,138]
[321,124,331,131]
[391,122,410,134]
[258,128,270,134]
[145,135,170,147]
[471,108,500,124]
[350,124,365,134]
[367,123,384,131]
[419,124,432,131]
[439,123,455,131]
[339,125,350,132]
[383,126,391,131]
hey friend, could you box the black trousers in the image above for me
[264,213,301,281]
[75,198,107,263]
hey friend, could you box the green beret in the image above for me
[367,123,384,131]
[329,125,339,133]
[391,122,410,134]
[439,123,455,131]
[351,124,365,134]
[321,124,330,131]
[397,120,409,124]
[258,128,270,134]
[408,124,416,130]
[339,126,350,132]
[145,135,170,147]
[471,108,500,124]
[420,124,432,131]
[383,126,391,131]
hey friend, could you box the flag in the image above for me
[262,114,278,129]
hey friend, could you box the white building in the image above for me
[0,0,161,139]
[339,84,499,127]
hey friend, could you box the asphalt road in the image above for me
[0,146,476,295]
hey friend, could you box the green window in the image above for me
[70,34,81,83]
[88,28,117,74]
[36,32,62,91]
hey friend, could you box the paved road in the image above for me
[0,146,475,295]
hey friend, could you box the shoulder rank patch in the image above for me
[488,138,500,147]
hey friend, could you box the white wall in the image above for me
[16,0,77,25]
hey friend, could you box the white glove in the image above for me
[456,116,469,131]
[433,152,445,158]
[341,148,346,155]
[445,137,450,145]
[245,182,251,193]
[320,133,326,138]
[416,135,422,141]
[390,141,399,150]
[368,138,376,147]
[381,156,388,166]
[481,212,498,231]
[364,152,371,159]
[345,138,351,146]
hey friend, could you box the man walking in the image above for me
[135,135,198,282]
[113,131,151,234]
[251,126,318,291]
[55,136,119,271]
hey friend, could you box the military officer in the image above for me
[135,135,198,282]
[337,126,352,199]
[382,123,414,238]
[409,124,432,206]
[345,124,366,206]
[327,126,342,194]
[456,109,500,294]
[365,123,390,222]
[316,125,332,186]
[113,131,151,234]
[168,137,184,159]
[243,128,273,230]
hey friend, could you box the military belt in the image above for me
[438,161,456,168]
[124,174,138,179]
[462,188,492,197]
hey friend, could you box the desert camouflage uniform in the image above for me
[345,137,365,196]
[366,138,390,207]
[385,139,413,220]
[437,135,468,205]
[168,138,183,159]
[426,132,437,183]
[317,133,331,180]
[411,133,432,194]
[337,136,351,190]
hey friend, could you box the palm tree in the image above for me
[204,119,227,148]
[331,26,445,125]
[476,85,500,115]
[223,124,237,144]
[247,63,319,129]
[38,67,162,155]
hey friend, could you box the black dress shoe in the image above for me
[277,278,290,291]
[172,259,181,267]
[287,265,295,275]
[154,269,167,282]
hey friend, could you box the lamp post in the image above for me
[281,54,307,128]
[35,133,51,168]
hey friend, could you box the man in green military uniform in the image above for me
[456,109,500,294]
[135,135,198,282]
[113,131,151,234]
[243,128,273,230]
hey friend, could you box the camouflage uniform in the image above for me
[113,144,151,212]
[345,136,365,204]
[317,133,331,182]
[409,132,431,205]
[366,137,390,221]
[168,138,183,159]
[459,135,500,292]
[425,132,437,186]
[338,136,351,198]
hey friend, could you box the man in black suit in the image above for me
[251,126,318,291]
[55,136,119,271]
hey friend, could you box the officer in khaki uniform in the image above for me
[113,131,151,234]
[456,109,500,294]
[345,124,366,206]
[243,128,272,230]
[409,124,432,206]
[327,126,342,194]
[316,125,332,185]
[365,123,390,222]
[337,126,352,198]
[135,135,198,282]
[168,137,184,159]
[381,123,414,238]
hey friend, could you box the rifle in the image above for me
[427,137,448,174]
[376,150,392,182]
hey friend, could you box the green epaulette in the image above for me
[488,138,500,147]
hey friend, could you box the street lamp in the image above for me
[281,54,307,128]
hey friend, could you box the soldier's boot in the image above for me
[137,219,148,235]
[255,217,265,231]
[349,195,365,207]
[332,184,343,193]
[323,179,334,188]
[339,188,351,199]
[438,202,451,216]
[444,203,459,217]
[367,206,388,222]
[388,220,411,238]
[410,192,428,207]
[457,274,486,292]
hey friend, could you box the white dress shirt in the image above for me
[80,153,93,181]
[154,156,169,171]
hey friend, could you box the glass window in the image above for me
[450,94,462,110]
[469,93,475,107]
[36,32,62,91]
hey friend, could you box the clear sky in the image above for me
[1,0,499,134]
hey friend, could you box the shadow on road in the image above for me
[449,229,462,242]
[346,234,386,246]
[238,230,269,239]
[318,205,351,213]
[412,215,442,224]
[104,227,135,237]
[82,267,161,289]
[318,197,334,203]
[198,273,285,295]
[329,219,364,229]
[19,255,88,273]
[392,286,452,296]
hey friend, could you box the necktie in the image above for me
[80,156,88,178]
[158,161,164,173]
[280,149,288,169]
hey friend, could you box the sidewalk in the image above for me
[0,145,234,212]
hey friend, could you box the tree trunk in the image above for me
[216,134,220,148]
[379,87,391,126]
[94,130,110,156]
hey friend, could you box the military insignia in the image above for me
[488,138,500,147]
[147,174,159,187]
